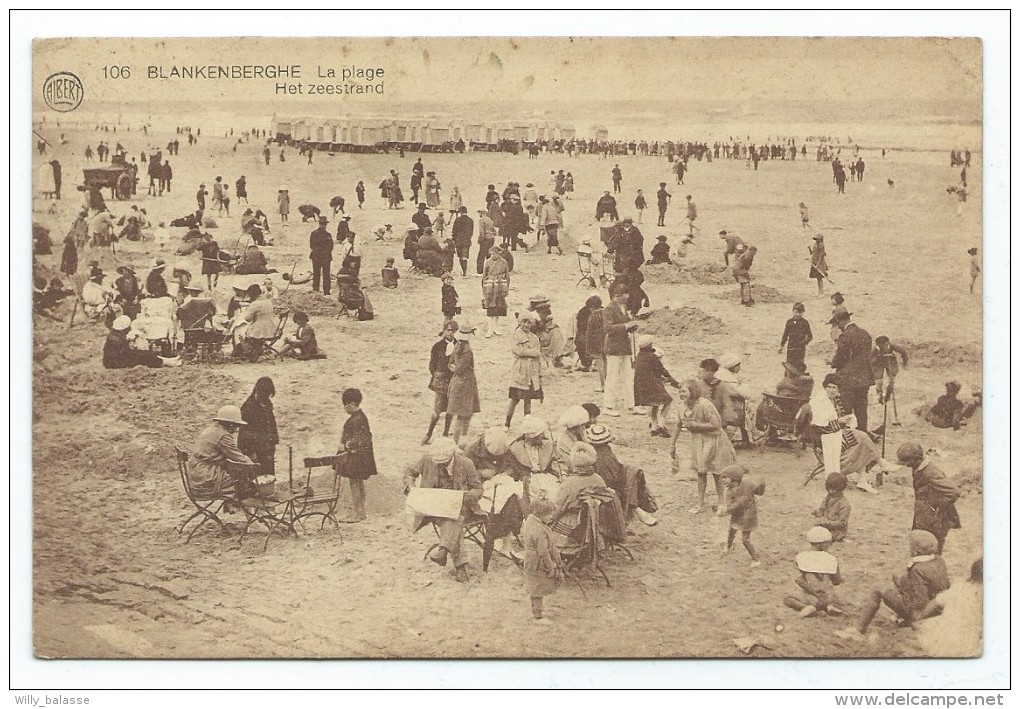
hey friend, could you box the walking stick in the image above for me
[881,396,889,459]
[288,445,294,492]
[67,298,80,328]
[891,386,901,426]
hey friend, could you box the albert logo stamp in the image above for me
[42,71,83,112]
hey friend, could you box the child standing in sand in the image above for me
[799,202,810,229]
[441,273,459,324]
[522,497,563,625]
[718,465,763,567]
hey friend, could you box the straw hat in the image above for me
[483,427,510,456]
[520,415,547,439]
[718,352,741,370]
[111,315,132,331]
[583,423,613,446]
[558,405,590,430]
[428,437,459,463]
[213,405,247,425]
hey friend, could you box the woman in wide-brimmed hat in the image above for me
[189,404,257,496]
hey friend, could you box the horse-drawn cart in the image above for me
[83,154,138,201]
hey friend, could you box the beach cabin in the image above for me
[274,118,293,141]
[591,124,609,142]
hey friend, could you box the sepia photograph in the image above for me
[12,9,1009,694]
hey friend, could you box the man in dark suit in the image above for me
[309,215,334,295]
[450,207,474,277]
[829,307,874,432]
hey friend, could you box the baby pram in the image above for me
[576,239,614,289]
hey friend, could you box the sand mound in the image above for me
[645,261,733,286]
[900,340,982,369]
[276,289,345,317]
[639,306,726,337]
[709,282,796,304]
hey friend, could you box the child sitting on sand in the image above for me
[522,497,563,625]
[381,257,399,289]
[718,465,764,567]
[784,526,844,618]
[646,235,674,265]
[836,530,950,640]
[812,472,851,541]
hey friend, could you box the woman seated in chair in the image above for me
[191,404,259,497]
[803,373,884,492]
[584,423,658,526]
[548,442,627,548]
[507,415,559,503]
[552,405,592,475]
[232,284,278,361]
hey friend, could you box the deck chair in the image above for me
[292,454,347,531]
[249,311,289,363]
[556,490,633,588]
[177,446,231,542]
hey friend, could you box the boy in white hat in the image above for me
[784,526,844,618]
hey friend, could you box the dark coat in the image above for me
[585,307,606,356]
[60,237,78,276]
[447,342,481,417]
[145,271,168,298]
[633,350,678,406]
[441,283,459,316]
[832,323,875,389]
[912,461,961,539]
[337,409,378,480]
[238,394,279,455]
[602,301,633,356]
[429,337,455,392]
[451,215,474,248]
[309,227,334,262]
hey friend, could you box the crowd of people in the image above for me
[31,122,981,649]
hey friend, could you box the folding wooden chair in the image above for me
[423,490,525,572]
[557,491,633,588]
[176,446,230,542]
[249,311,289,363]
[292,454,347,531]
